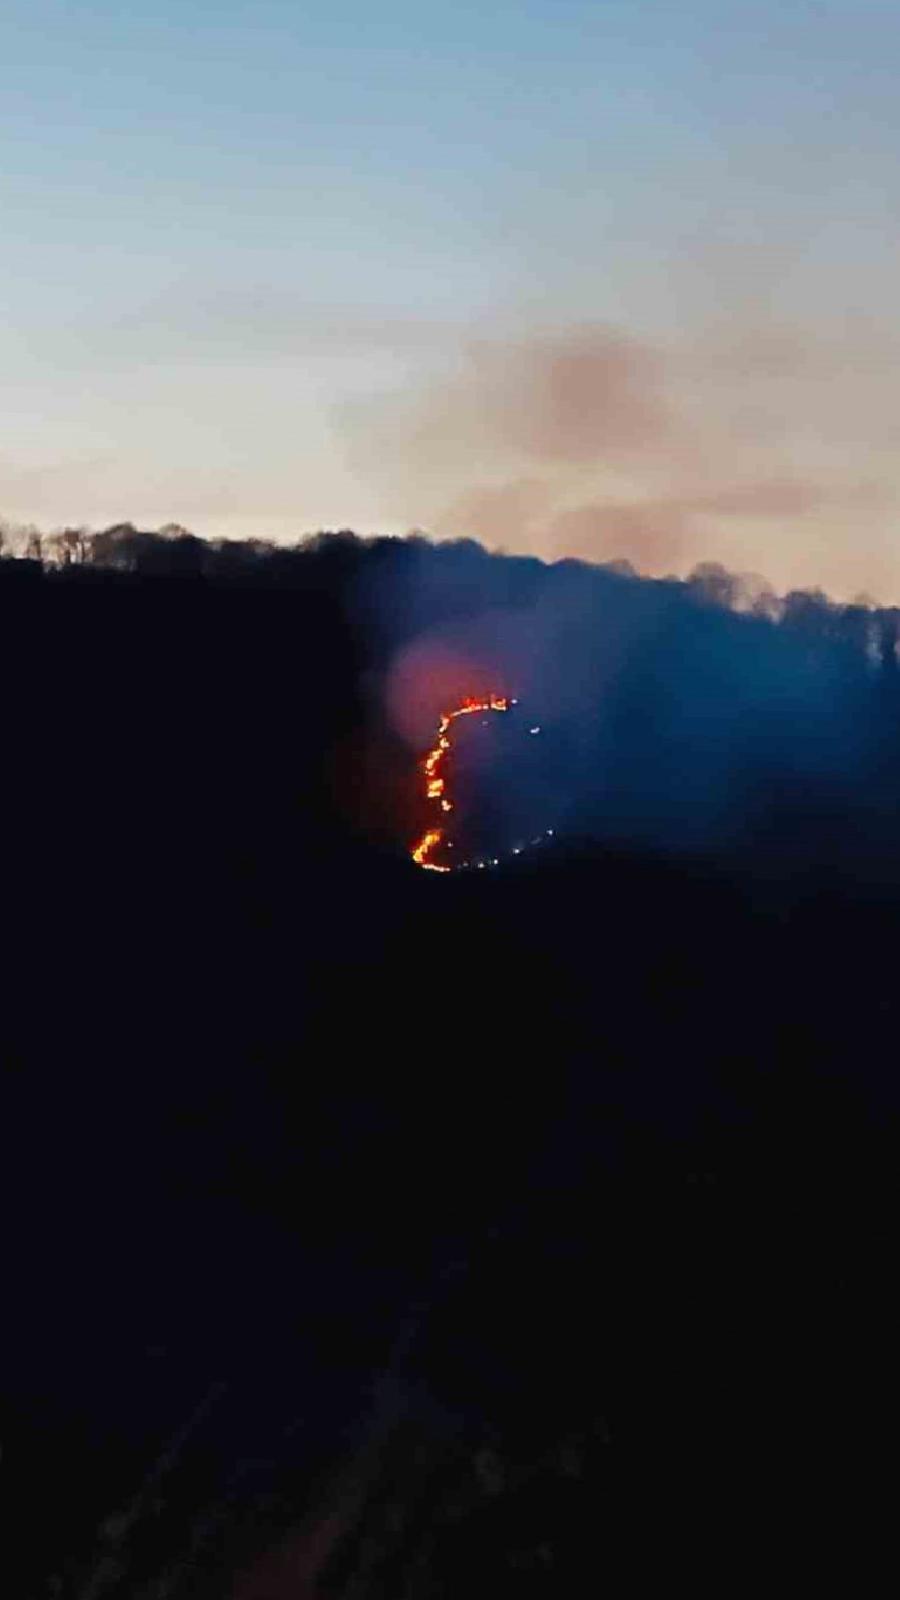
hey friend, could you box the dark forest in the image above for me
[4,525,899,1596]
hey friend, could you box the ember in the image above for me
[410,696,512,871]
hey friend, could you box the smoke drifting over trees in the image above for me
[337,318,900,601]
[8,515,897,878]
[3,524,899,1596]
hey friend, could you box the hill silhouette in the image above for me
[2,526,899,1595]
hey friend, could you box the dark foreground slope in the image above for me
[2,536,899,1596]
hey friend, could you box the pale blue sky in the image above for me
[3,1,900,595]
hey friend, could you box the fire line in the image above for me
[411,695,511,872]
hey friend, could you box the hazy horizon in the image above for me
[4,2,900,601]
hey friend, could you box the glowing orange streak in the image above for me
[410,694,511,871]
[409,832,445,870]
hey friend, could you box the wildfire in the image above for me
[412,829,446,871]
[410,695,512,872]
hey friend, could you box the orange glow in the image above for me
[412,828,445,867]
[410,694,511,871]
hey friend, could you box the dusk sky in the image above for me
[3,1,900,598]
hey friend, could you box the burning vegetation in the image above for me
[410,696,513,871]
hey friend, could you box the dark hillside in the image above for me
[2,533,898,1594]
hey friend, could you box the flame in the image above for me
[410,695,511,871]
[412,829,448,871]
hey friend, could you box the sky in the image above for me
[2,0,900,599]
